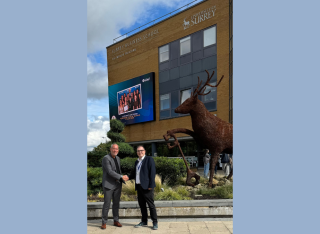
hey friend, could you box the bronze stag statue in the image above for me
[163,70,233,188]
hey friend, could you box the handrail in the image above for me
[113,0,200,43]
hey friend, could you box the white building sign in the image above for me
[183,5,216,30]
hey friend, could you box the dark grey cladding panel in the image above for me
[159,70,169,83]
[171,90,179,109]
[203,45,217,57]
[180,63,192,77]
[170,40,179,60]
[202,56,217,71]
[170,58,178,68]
[192,71,207,85]
[192,60,202,74]
[171,109,180,117]
[180,75,192,89]
[159,61,169,71]
[204,101,217,111]
[159,79,180,94]
[160,110,170,119]
[170,67,179,80]
[180,53,192,65]
[192,31,202,52]
[193,50,203,61]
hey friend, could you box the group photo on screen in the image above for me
[117,84,142,115]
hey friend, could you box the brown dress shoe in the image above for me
[114,221,122,227]
[101,223,106,229]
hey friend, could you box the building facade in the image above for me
[106,0,233,164]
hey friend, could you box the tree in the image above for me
[105,119,134,158]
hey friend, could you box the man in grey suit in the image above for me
[101,144,128,229]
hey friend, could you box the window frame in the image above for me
[160,93,171,111]
[159,44,169,63]
[180,36,191,56]
[180,88,192,105]
[203,26,216,48]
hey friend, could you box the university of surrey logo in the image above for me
[182,5,216,30]
[183,18,190,30]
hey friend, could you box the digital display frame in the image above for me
[109,72,155,125]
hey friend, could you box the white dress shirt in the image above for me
[136,155,145,184]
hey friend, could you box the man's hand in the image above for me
[148,188,152,190]
[122,175,129,181]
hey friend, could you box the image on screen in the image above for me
[117,84,142,115]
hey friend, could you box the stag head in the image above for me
[175,70,224,114]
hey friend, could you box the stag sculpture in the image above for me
[163,70,233,187]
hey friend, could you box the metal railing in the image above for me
[113,0,201,43]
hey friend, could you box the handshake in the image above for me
[122,175,129,181]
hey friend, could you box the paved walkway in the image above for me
[87,219,233,234]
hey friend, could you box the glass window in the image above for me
[159,45,169,63]
[180,89,192,104]
[160,94,170,110]
[203,26,216,47]
[203,82,217,102]
[180,36,191,55]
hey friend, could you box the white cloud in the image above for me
[87,0,190,53]
[87,116,110,151]
[87,57,108,99]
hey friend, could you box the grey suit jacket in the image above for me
[102,154,122,190]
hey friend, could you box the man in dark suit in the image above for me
[101,144,128,229]
[124,145,158,230]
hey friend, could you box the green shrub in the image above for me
[120,157,137,175]
[154,157,188,185]
[106,119,134,158]
[87,167,103,195]
[110,119,124,132]
[197,184,233,199]
[175,186,190,197]
[87,151,106,168]
[107,131,125,142]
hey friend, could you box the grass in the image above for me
[122,180,137,195]
[155,189,183,200]
[154,174,162,193]
[120,194,135,201]
[197,184,233,199]
[175,186,190,197]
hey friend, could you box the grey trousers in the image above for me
[222,163,230,176]
[102,183,122,224]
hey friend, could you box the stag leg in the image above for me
[163,130,200,187]
[208,153,219,188]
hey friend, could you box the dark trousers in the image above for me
[137,184,158,223]
[102,184,122,224]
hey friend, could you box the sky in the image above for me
[87,0,203,151]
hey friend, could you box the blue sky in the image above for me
[87,0,203,151]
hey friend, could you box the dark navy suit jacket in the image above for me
[128,156,156,190]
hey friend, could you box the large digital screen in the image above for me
[109,72,155,125]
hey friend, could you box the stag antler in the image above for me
[191,70,224,97]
